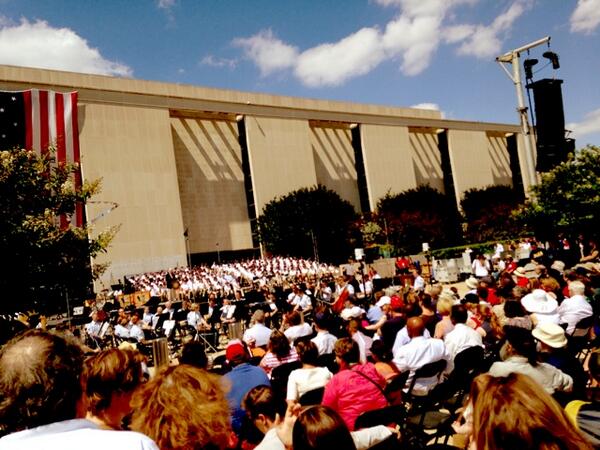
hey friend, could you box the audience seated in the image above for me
[311,313,337,355]
[0,330,158,449]
[444,304,484,360]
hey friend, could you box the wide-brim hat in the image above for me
[532,323,568,348]
[521,289,558,314]
[465,277,478,290]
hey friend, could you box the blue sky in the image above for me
[1,0,599,145]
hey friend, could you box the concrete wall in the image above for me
[245,116,317,214]
[447,129,493,205]
[361,124,416,208]
[409,130,445,193]
[79,102,187,288]
[170,116,252,254]
[310,125,361,212]
[486,132,513,187]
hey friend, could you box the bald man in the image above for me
[393,317,452,395]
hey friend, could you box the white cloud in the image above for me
[200,55,237,69]
[0,18,132,76]
[411,102,440,110]
[233,29,298,76]
[567,108,600,137]
[295,28,385,87]
[570,0,600,34]
[453,0,531,58]
[157,0,175,10]
[232,0,526,87]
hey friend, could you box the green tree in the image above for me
[0,148,116,314]
[460,185,524,242]
[257,185,358,263]
[515,145,600,241]
[376,185,462,254]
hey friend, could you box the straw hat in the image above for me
[532,323,568,348]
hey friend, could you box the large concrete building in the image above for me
[0,65,533,289]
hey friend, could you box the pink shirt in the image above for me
[260,348,299,377]
[322,363,387,430]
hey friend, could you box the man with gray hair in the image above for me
[243,309,272,347]
[558,280,593,334]
[0,330,157,449]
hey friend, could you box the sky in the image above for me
[0,0,599,145]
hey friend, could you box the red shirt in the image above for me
[322,363,388,430]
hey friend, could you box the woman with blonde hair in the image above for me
[470,372,593,450]
[130,364,232,450]
[434,295,454,339]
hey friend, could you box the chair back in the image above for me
[317,353,339,374]
[406,359,446,396]
[271,360,302,393]
[571,315,594,337]
[385,371,410,405]
[299,387,325,406]
[354,405,405,430]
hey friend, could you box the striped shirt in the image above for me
[260,348,299,377]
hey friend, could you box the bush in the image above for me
[376,186,462,254]
[257,185,358,263]
[460,185,524,242]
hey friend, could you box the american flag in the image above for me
[0,89,83,226]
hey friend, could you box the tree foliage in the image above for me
[0,148,116,314]
[376,185,462,254]
[515,145,600,241]
[460,185,524,242]
[257,185,358,263]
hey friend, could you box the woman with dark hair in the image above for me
[488,326,573,395]
[260,330,299,378]
[293,405,357,450]
[286,341,332,403]
[370,339,399,382]
[471,373,593,449]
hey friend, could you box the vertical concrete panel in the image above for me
[170,117,252,254]
[310,126,361,211]
[245,116,317,214]
[79,103,186,288]
[486,133,513,186]
[409,130,445,193]
[361,124,417,208]
[447,129,493,206]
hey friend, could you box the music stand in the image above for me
[193,327,219,353]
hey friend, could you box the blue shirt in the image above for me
[224,363,270,433]
[367,305,383,324]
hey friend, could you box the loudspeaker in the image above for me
[526,79,569,171]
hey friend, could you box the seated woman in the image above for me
[470,372,593,449]
[129,364,232,450]
[369,340,399,382]
[433,296,454,340]
[81,348,146,430]
[260,330,300,378]
[286,341,332,404]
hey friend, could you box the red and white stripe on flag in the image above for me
[22,89,83,228]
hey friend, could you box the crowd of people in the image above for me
[1,243,599,449]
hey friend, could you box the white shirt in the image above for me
[413,275,425,292]
[352,331,373,364]
[286,366,332,400]
[221,304,236,320]
[340,305,365,321]
[186,311,207,329]
[472,259,490,277]
[0,418,158,450]
[85,321,101,337]
[392,326,431,358]
[311,331,338,355]
[114,324,130,339]
[296,295,312,311]
[393,336,452,394]
[558,294,593,334]
[444,323,483,360]
[284,323,313,342]
[142,313,154,325]
[488,356,573,394]
[129,324,145,342]
[243,323,273,347]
